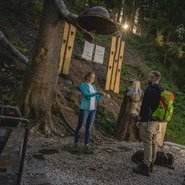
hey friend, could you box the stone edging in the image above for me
[164,141,185,158]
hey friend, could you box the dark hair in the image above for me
[150,71,161,81]
[85,71,95,80]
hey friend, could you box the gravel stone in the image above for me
[21,135,185,185]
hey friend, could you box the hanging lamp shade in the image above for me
[77,6,117,34]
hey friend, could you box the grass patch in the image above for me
[65,86,79,112]
[95,106,116,136]
[15,42,30,56]
[166,92,185,145]
[30,0,43,16]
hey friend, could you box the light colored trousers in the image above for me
[139,121,161,167]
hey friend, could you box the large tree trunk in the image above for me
[114,92,140,141]
[22,0,64,135]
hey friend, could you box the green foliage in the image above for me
[120,64,148,93]
[95,106,116,136]
[65,86,79,112]
[126,34,179,91]
[142,0,185,60]
[30,0,43,16]
[166,92,185,144]
[15,43,30,56]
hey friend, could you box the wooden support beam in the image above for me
[105,36,116,90]
[58,22,70,74]
[62,24,76,75]
[114,41,125,93]
[110,37,121,91]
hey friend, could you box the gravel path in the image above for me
[21,135,185,185]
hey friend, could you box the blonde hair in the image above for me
[132,80,141,90]
[127,80,143,101]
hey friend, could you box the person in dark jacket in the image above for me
[133,71,164,176]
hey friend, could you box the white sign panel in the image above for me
[93,45,105,64]
[82,41,94,61]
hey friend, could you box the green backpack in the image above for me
[152,90,175,122]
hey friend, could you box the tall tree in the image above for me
[21,0,91,135]
[21,0,114,135]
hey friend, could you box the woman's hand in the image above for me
[98,91,110,98]
[98,91,105,96]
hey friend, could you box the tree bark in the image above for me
[20,0,114,135]
[114,94,129,139]
[114,95,139,141]
[21,0,64,135]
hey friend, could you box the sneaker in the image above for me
[133,163,150,177]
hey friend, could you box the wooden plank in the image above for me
[105,36,116,90]
[110,37,121,91]
[0,128,26,185]
[58,22,70,74]
[62,24,76,75]
[114,41,125,93]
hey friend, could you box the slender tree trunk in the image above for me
[163,48,168,65]
[21,0,64,135]
[163,33,170,65]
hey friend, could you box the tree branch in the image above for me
[0,31,29,64]
[55,0,78,24]
[55,0,94,42]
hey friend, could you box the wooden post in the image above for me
[58,22,70,74]
[110,37,121,90]
[105,37,116,90]
[114,41,125,93]
[105,36,125,93]
[62,24,76,74]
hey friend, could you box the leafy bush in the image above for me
[95,106,116,136]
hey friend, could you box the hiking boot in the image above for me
[84,145,94,155]
[150,163,154,173]
[133,163,150,177]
